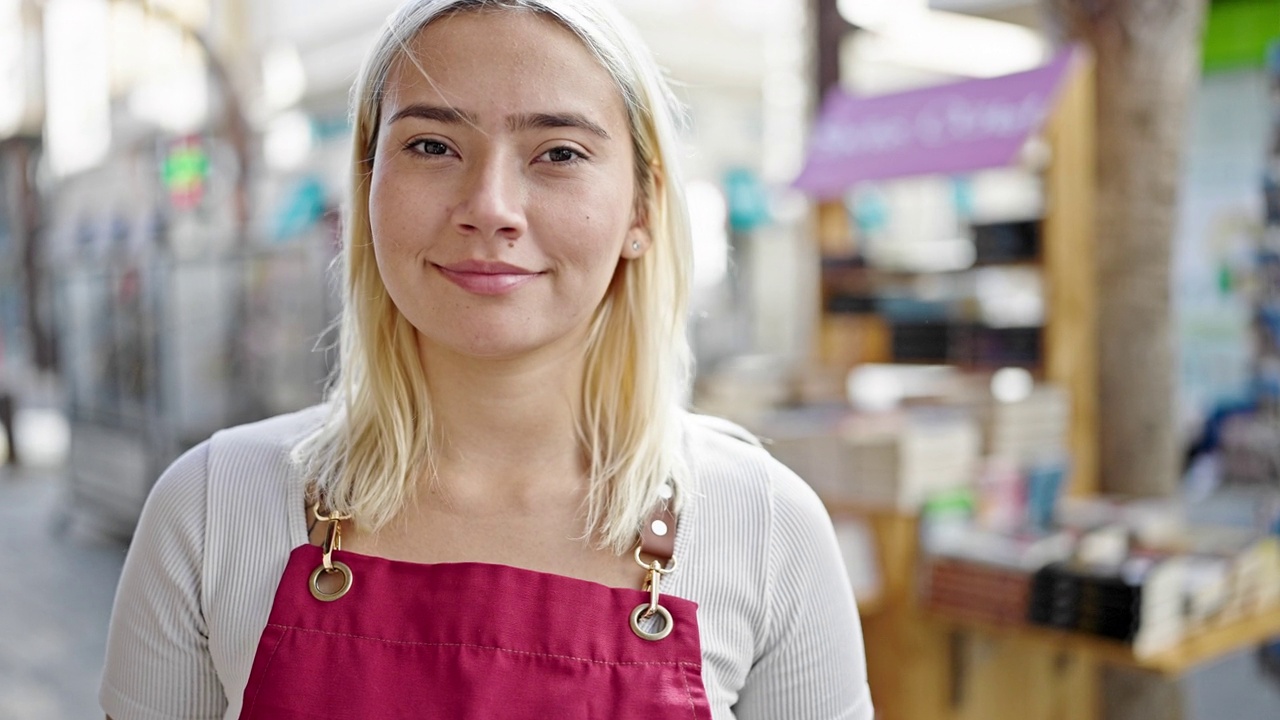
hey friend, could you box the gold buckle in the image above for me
[633,545,677,574]
[310,505,354,602]
[630,543,676,641]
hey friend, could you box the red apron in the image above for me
[239,543,712,719]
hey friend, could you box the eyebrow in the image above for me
[386,103,611,140]
[509,112,611,140]
[387,104,478,126]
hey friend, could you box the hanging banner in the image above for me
[794,46,1082,197]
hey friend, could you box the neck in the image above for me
[417,335,588,508]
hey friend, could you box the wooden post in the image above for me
[1044,0,1209,498]
[809,0,860,365]
[1042,54,1100,496]
[1044,2,1209,719]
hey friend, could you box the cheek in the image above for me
[369,171,445,255]
[368,169,398,249]
[538,189,631,266]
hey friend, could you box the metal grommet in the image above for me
[630,603,674,642]
[309,561,353,602]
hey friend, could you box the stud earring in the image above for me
[632,241,641,252]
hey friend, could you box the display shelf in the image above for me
[812,52,1098,498]
[820,258,1043,275]
[928,604,1280,676]
[825,499,1280,679]
[800,52,1102,720]
[824,498,900,520]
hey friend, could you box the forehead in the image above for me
[382,10,628,127]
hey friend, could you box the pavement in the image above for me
[0,466,126,720]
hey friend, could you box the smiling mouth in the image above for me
[432,262,544,296]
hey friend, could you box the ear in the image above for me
[623,162,662,259]
[622,224,651,259]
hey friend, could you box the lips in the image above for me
[433,260,544,296]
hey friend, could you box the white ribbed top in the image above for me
[100,407,873,719]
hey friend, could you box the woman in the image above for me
[101,1,873,717]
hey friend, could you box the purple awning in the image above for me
[793,46,1082,197]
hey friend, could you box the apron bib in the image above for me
[239,540,711,719]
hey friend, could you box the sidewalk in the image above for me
[0,466,127,720]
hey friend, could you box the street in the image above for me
[0,467,125,720]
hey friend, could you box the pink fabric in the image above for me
[240,544,712,719]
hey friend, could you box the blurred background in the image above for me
[2,0,1280,718]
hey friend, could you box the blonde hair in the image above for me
[292,0,694,554]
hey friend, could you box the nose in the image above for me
[451,150,527,242]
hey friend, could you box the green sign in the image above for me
[1203,0,1280,71]
[162,139,209,209]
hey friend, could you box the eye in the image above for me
[406,139,453,157]
[538,146,587,164]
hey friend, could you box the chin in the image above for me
[420,324,557,362]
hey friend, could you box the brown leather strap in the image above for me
[638,503,677,563]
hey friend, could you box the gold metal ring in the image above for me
[309,561,354,602]
[629,603,673,641]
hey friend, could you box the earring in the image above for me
[632,241,641,252]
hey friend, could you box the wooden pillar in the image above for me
[1044,2,1209,719]
[1042,54,1100,496]
[1044,0,1209,499]
[809,0,860,365]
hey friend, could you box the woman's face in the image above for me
[369,10,646,362]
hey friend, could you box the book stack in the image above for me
[889,321,951,364]
[693,356,794,428]
[923,558,1034,627]
[1238,537,1280,614]
[982,385,1070,465]
[921,526,1076,626]
[763,408,981,512]
[1180,528,1280,624]
[755,407,888,509]
[950,325,1042,367]
[1220,413,1280,488]
[971,220,1041,264]
[1028,555,1188,657]
[1182,555,1233,631]
[842,410,981,511]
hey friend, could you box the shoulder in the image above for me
[135,440,212,546]
[680,411,767,488]
[201,405,327,498]
[206,404,328,467]
[672,411,842,679]
[141,405,326,531]
[681,411,764,450]
[199,404,329,534]
[201,408,329,649]
[680,410,828,521]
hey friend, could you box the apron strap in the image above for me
[638,503,676,563]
